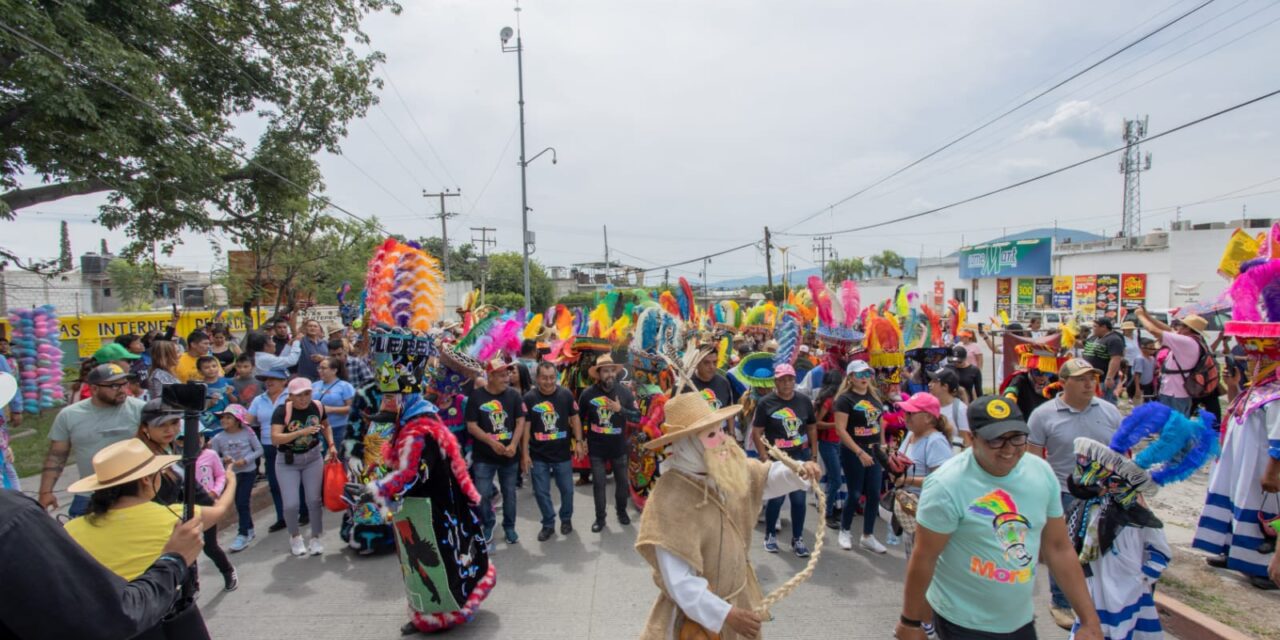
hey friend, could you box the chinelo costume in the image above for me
[797,276,863,396]
[1193,222,1280,589]
[1066,403,1218,639]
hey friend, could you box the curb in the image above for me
[214,481,275,532]
[1155,592,1254,640]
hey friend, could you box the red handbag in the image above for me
[322,459,349,512]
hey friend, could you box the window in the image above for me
[103,288,111,297]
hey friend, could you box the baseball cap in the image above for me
[140,398,184,427]
[846,360,872,375]
[255,368,289,381]
[1059,358,1100,378]
[86,363,130,385]
[287,377,313,396]
[967,395,1030,439]
[93,343,140,364]
[927,368,960,391]
[485,358,515,374]
[773,364,797,378]
[897,392,940,418]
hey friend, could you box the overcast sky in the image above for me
[10,0,1280,284]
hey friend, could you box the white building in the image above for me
[0,269,95,316]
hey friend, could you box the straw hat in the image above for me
[1174,314,1208,335]
[67,439,180,493]
[644,392,743,450]
[588,354,625,378]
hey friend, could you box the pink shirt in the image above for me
[194,448,227,497]
[962,342,983,367]
[1158,331,1201,399]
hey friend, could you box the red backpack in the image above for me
[1164,338,1220,398]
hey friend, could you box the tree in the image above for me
[828,257,867,282]
[877,250,906,276]
[57,220,71,272]
[105,258,158,312]
[0,1,399,259]
[485,253,554,310]
[417,237,480,284]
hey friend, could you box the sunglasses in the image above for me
[852,370,874,379]
[983,433,1028,449]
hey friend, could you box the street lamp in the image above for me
[501,14,556,311]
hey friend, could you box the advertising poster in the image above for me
[1016,278,1035,306]
[1121,273,1148,310]
[996,278,1012,318]
[1034,278,1054,308]
[1074,275,1097,318]
[1096,274,1120,319]
[1052,276,1073,310]
[933,279,945,308]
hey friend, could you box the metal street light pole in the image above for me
[501,22,531,309]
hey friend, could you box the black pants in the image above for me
[589,454,629,520]
[203,526,233,576]
[935,614,1036,639]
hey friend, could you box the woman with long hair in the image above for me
[146,341,182,400]
[893,392,954,558]
[243,330,300,375]
[832,360,889,554]
[814,368,846,530]
[294,319,329,381]
[313,356,354,447]
[207,325,241,374]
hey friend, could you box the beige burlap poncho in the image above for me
[634,459,772,640]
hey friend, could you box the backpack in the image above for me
[1163,338,1220,399]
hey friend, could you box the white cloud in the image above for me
[1018,100,1122,148]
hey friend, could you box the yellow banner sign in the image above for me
[3,310,269,358]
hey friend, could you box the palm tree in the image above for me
[827,257,867,282]
[878,250,905,276]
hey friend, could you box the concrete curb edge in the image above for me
[1155,591,1254,640]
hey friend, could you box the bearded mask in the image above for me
[665,425,749,501]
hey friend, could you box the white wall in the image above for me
[1,271,95,315]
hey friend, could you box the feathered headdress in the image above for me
[1225,222,1280,340]
[866,308,904,370]
[773,309,801,368]
[809,276,863,344]
[364,238,445,331]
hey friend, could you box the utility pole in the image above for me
[424,189,462,279]
[702,258,710,303]
[470,226,497,303]
[812,235,833,282]
[603,225,610,285]
[1119,115,1152,238]
[763,226,774,293]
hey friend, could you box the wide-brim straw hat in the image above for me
[1174,314,1208,335]
[588,354,625,378]
[645,392,743,450]
[68,438,180,493]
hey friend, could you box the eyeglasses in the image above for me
[95,382,128,390]
[983,433,1028,449]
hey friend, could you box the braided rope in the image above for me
[755,442,826,618]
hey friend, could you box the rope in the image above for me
[755,442,826,618]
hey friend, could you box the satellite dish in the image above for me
[500,27,514,43]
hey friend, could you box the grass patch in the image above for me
[8,410,57,478]
[1161,572,1276,639]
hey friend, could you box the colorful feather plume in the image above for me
[389,244,445,332]
[866,309,904,369]
[839,280,861,328]
[676,277,696,321]
[523,313,544,340]
[659,291,680,318]
[807,276,834,327]
[921,304,943,347]
[774,310,801,367]
[472,317,523,363]
[364,239,405,326]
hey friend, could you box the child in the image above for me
[210,404,264,552]
[177,427,238,591]
[229,353,260,406]
[199,355,232,432]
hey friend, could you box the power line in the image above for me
[0,18,394,238]
[778,0,1219,232]
[784,87,1280,239]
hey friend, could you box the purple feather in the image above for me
[1263,280,1280,323]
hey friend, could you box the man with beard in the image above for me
[579,355,640,533]
[466,358,526,545]
[636,392,822,640]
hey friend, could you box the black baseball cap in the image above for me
[967,395,1030,439]
[85,363,130,385]
[927,368,960,392]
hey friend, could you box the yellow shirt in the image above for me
[64,501,197,580]
[175,352,201,383]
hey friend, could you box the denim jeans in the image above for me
[473,459,518,535]
[233,470,256,535]
[817,440,843,517]
[531,458,574,527]
[69,494,91,518]
[839,446,882,536]
[264,446,307,524]
[1157,394,1192,416]
[765,448,810,539]
[1049,491,1076,609]
[590,454,630,520]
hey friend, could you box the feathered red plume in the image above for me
[807,276,833,326]
[947,299,961,337]
[679,277,696,321]
[922,304,943,345]
[840,280,860,328]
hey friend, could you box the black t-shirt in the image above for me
[833,391,884,448]
[579,383,637,460]
[465,386,526,465]
[692,373,738,410]
[949,364,983,401]
[751,392,816,454]
[271,401,326,454]
[1083,331,1125,374]
[523,386,578,463]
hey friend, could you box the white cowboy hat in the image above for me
[644,392,743,450]
[67,439,180,494]
[0,372,15,408]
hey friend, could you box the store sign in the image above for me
[1074,275,1097,317]
[958,238,1053,279]
[933,279,945,307]
[1121,273,1147,310]
[1016,278,1035,306]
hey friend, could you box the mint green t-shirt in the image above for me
[915,448,1063,633]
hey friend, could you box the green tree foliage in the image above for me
[105,258,158,312]
[417,237,480,284]
[485,292,526,310]
[0,0,399,258]
[57,220,71,272]
[827,257,867,282]
[554,292,596,308]
[485,252,554,310]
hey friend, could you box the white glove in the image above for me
[347,457,365,478]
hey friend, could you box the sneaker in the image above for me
[838,529,853,550]
[1049,606,1075,630]
[537,527,555,542]
[825,515,840,531]
[886,531,901,547]
[860,534,887,554]
[268,521,287,533]
[792,538,810,558]
[229,532,253,553]
[289,535,307,557]
[561,521,573,535]
[504,528,519,544]
[922,621,939,640]
[763,534,779,553]
[223,568,238,592]
[307,537,324,556]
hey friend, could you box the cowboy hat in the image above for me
[588,354,625,378]
[644,392,743,450]
[1174,314,1208,335]
[0,372,15,408]
[68,439,180,493]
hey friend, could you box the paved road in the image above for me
[197,481,1077,639]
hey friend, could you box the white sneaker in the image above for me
[307,537,324,556]
[861,534,888,554]
[289,535,307,557]
[838,529,853,550]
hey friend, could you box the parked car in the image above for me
[1019,309,1083,329]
